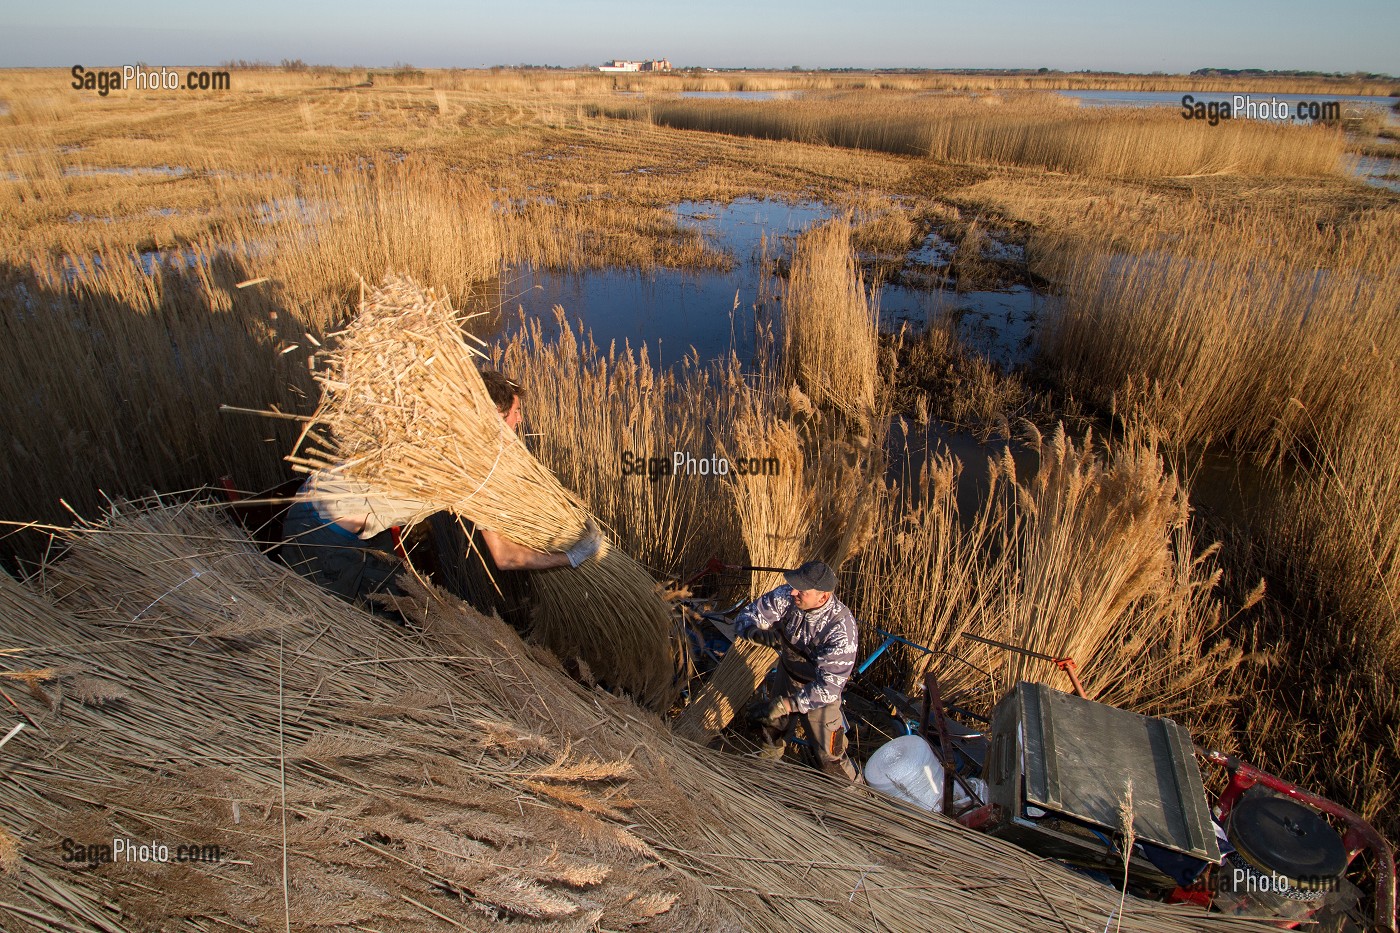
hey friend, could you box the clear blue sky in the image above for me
[2,0,1396,74]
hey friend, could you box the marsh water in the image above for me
[482,198,1044,371]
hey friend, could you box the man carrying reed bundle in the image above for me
[734,559,860,781]
[282,369,603,603]
[293,274,680,707]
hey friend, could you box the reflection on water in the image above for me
[63,165,191,177]
[487,265,774,363]
[881,286,1044,371]
[675,197,833,261]
[885,417,1037,512]
[1353,154,1400,192]
[907,230,956,267]
[478,198,837,361]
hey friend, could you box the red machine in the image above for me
[920,661,1396,932]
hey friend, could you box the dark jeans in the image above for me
[281,501,402,603]
[760,667,857,781]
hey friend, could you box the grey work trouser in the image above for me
[281,502,403,603]
[760,667,857,781]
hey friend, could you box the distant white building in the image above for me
[598,59,671,73]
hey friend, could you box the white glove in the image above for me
[565,519,603,568]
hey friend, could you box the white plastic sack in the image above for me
[864,735,945,812]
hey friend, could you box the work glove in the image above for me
[744,625,783,649]
[565,519,603,568]
[760,695,796,728]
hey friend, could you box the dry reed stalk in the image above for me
[0,155,509,559]
[1044,201,1400,676]
[1114,780,1137,933]
[1274,388,1400,661]
[783,219,878,424]
[1044,205,1398,455]
[230,157,503,328]
[674,409,809,741]
[0,502,1273,933]
[291,274,680,708]
[674,639,777,743]
[496,311,742,579]
[851,430,1005,695]
[850,423,1240,718]
[990,424,1242,712]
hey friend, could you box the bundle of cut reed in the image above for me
[3,502,1273,933]
[782,219,878,424]
[675,407,812,742]
[289,274,679,708]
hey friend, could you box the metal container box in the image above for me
[983,682,1220,875]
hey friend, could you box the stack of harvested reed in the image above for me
[289,274,679,708]
[782,219,878,424]
[0,502,1268,933]
[674,405,811,742]
[5,501,1282,930]
[0,503,724,931]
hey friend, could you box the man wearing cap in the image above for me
[733,560,860,781]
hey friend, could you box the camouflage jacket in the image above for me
[734,584,859,713]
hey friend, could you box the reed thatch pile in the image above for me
[0,503,718,932]
[289,274,679,708]
[0,503,1272,933]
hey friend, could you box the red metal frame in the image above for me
[957,632,1088,699]
[1054,657,1087,700]
[920,671,986,818]
[681,556,795,590]
[1197,748,1397,933]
